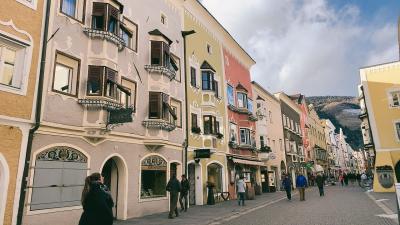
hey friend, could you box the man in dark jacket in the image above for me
[296,173,307,201]
[166,174,181,219]
[282,174,292,200]
[316,173,325,196]
[179,174,190,212]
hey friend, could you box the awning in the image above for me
[232,158,264,166]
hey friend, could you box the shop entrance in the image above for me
[188,163,196,205]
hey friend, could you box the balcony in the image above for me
[144,64,176,80]
[78,98,123,110]
[83,27,125,50]
[142,119,176,132]
[248,114,258,121]
[259,152,270,161]
[228,104,251,115]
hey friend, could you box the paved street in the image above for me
[116,184,398,225]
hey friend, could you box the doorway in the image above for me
[188,163,196,205]
[101,156,127,220]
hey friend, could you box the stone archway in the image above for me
[101,155,127,220]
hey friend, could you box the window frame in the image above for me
[191,113,198,129]
[120,77,136,111]
[394,121,400,142]
[203,115,217,135]
[201,70,214,91]
[59,0,86,23]
[170,98,182,128]
[51,51,81,98]
[237,92,248,109]
[171,54,181,82]
[227,84,235,106]
[239,128,251,145]
[91,2,120,34]
[190,67,197,87]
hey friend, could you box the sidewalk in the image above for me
[115,191,288,225]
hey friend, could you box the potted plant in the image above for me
[216,132,224,139]
[260,146,272,153]
[191,126,201,134]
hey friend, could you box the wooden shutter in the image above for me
[162,42,170,67]
[151,41,162,65]
[190,67,196,87]
[108,5,119,34]
[149,92,161,119]
[214,80,219,97]
[87,66,103,95]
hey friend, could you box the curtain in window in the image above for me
[62,0,76,17]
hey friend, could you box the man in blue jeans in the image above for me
[237,176,246,206]
[296,173,307,201]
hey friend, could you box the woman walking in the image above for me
[79,173,114,225]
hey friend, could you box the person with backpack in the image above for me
[166,173,181,219]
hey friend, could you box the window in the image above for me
[190,67,196,87]
[191,113,198,129]
[229,122,238,142]
[207,44,212,54]
[391,91,400,107]
[120,78,136,109]
[171,54,181,82]
[120,18,138,52]
[91,3,120,35]
[247,98,253,113]
[395,122,400,140]
[227,84,235,106]
[269,111,272,123]
[120,26,132,48]
[150,41,177,73]
[202,71,214,90]
[141,155,167,199]
[161,14,167,25]
[87,66,120,99]
[260,136,265,147]
[170,98,182,127]
[203,115,217,135]
[60,0,84,21]
[0,40,26,89]
[240,128,251,145]
[30,146,87,210]
[148,92,176,122]
[237,92,248,108]
[52,52,80,96]
[279,139,283,151]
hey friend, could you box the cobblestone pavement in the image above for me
[218,184,398,225]
[116,184,398,225]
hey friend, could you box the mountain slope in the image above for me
[306,96,363,150]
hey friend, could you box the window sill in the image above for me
[83,27,125,50]
[142,119,176,132]
[144,64,176,80]
[0,83,25,96]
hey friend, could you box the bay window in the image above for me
[240,128,251,145]
[87,66,129,101]
[202,70,214,90]
[91,2,121,35]
[148,92,177,122]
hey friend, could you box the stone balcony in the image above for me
[142,119,176,132]
[144,64,176,80]
[83,27,125,50]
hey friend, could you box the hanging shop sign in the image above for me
[194,149,211,158]
[376,165,394,189]
[108,107,133,125]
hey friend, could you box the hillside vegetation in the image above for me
[306,96,363,150]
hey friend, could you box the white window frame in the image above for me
[0,30,32,96]
[239,128,251,145]
[387,88,400,108]
[16,0,38,10]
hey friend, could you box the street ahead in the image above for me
[117,185,398,225]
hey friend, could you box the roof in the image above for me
[236,83,248,92]
[148,29,173,45]
[289,94,305,104]
[200,61,216,72]
[251,81,280,103]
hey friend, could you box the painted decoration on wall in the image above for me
[36,146,87,163]
[141,155,167,170]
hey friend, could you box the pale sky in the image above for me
[200,0,400,96]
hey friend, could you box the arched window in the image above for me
[141,155,167,199]
[30,146,87,210]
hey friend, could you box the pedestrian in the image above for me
[179,174,190,212]
[356,173,361,187]
[79,173,114,225]
[296,173,307,201]
[344,173,349,186]
[282,174,292,200]
[361,173,367,188]
[237,175,246,206]
[316,173,325,197]
[166,173,181,219]
[100,175,114,210]
[339,174,344,186]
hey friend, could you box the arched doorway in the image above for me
[0,154,9,225]
[207,163,223,192]
[101,156,127,220]
[188,163,196,205]
[395,161,400,183]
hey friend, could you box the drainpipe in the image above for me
[17,0,51,224]
[181,30,196,176]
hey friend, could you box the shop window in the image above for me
[190,67,197,87]
[91,2,120,35]
[227,84,235,106]
[60,0,85,22]
[170,98,182,127]
[237,92,248,108]
[141,155,167,199]
[148,92,176,122]
[87,66,121,99]
[30,146,87,210]
[203,115,217,135]
[0,39,26,89]
[120,78,136,109]
[207,163,222,192]
[52,52,80,96]
[240,128,251,145]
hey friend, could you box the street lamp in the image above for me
[182,30,196,177]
